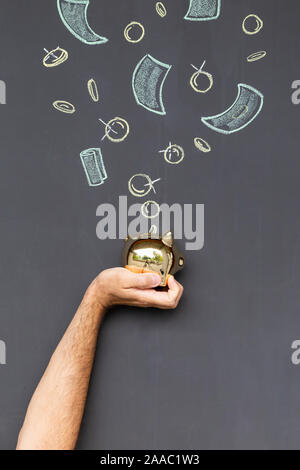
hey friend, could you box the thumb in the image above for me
[126,272,161,289]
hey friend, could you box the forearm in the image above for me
[16,268,183,450]
[16,282,105,450]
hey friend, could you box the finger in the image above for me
[125,265,161,276]
[123,270,161,289]
[167,275,184,300]
[126,289,169,308]
[130,279,183,309]
[132,290,178,309]
[125,265,144,274]
[166,275,184,306]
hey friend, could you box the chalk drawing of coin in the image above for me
[163,144,184,165]
[87,78,99,102]
[124,21,145,43]
[190,61,213,94]
[242,14,263,35]
[105,117,130,143]
[247,51,267,62]
[141,201,160,219]
[231,104,249,120]
[156,2,167,17]
[128,174,153,198]
[57,0,108,45]
[53,100,75,114]
[43,47,68,68]
[194,137,211,153]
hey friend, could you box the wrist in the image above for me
[85,275,111,312]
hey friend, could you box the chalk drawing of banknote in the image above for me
[57,0,108,45]
[201,83,264,134]
[80,148,107,186]
[132,54,172,115]
[184,0,221,21]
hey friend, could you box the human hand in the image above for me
[89,267,184,311]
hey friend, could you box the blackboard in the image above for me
[1,0,300,450]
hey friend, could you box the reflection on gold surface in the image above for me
[127,239,173,285]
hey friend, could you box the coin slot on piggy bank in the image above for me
[122,231,184,286]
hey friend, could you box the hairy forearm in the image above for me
[16,282,105,450]
[16,268,183,450]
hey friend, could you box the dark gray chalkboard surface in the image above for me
[1,0,300,450]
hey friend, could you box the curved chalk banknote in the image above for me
[132,54,172,115]
[57,0,108,45]
[80,148,107,186]
[184,0,221,21]
[201,83,264,134]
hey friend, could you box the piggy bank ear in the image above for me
[162,231,173,248]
